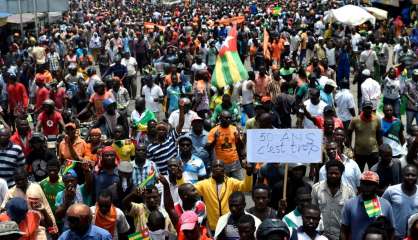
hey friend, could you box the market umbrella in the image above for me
[324,5,376,26]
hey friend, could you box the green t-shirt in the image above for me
[39,177,65,213]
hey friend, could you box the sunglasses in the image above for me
[67,216,81,223]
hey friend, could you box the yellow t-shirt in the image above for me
[112,140,135,161]
[207,125,239,164]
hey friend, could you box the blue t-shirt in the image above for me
[58,225,112,240]
[382,184,418,237]
[341,195,395,240]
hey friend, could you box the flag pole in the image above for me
[282,163,288,200]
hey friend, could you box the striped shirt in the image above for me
[0,142,26,187]
[147,129,179,175]
[132,160,159,186]
[180,155,207,184]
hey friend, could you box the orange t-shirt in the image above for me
[59,137,87,161]
[208,125,240,164]
[89,91,114,117]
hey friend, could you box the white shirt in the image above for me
[241,80,255,105]
[296,230,328,240]
[0,178,7,204]
[142,84,164,112]
[302,99,327,129]
[91,206,130,240]
[168,110,198,133]
[121,57,138,76]
[191,62,207,73]
[335,89,355,122]
[361,78,381,110]
[325,47,336,66]
[319,155,361,191]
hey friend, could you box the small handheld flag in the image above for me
[364,197,382,218]
[139,166,157,189]
[128,231,150,240]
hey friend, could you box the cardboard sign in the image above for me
[246,129,323,163]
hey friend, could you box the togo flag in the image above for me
[211,24,248,88]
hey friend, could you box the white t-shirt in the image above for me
[302,99,327,129]
[241,80,255,105]
[191,63,207,73]
[121,57,138,76]
[168,110,199,133]
[91,206,130,240]
[142,84,164,112]
[325,47,336,66]
[335,89,356,122]
[361,78,381,109]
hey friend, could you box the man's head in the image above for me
[180,211,200,240]
[42,99,55,114]
[47,160,60,183]
[325,141,339,160]
[219,110,232,128]
[67,204,92,236]
[333,128,346,145]
[97,190,113,215]
[302,204,321,233]
[324,118,335,135]
[135,143,147,166]
[178,135,192,157]
[362,101,374,116]
[101,146,117,169]
[259,113,273,129]
[65,123,77,140]
[238,214,256,240]
[383,104,393,119]
[402,165,418,187]
[16,118,30,136]
[290,164,307,180]
[295,187,312,212]
[325,160,345,187]
[211,160,225,182]
[144,186,161,211]
[379,143,393,164]
[256,219,289,240]
[229,191,246,219]
[135,97,146,113]
[89,128,101,143]
[0,128,10,148]
[166,158,181,178]
[178,183,198,204]
[156,122,169,141]
[13,168,28,192]
[413,69,418,82]
[252,184,270,212]
[191,116,204,135]
[5,198,28,224]
[408,213,418,238]
[360,171,380,200]
[63,169,78,188]
[221,94,232,108]
[94,81,106,95]
[309,88,320,105]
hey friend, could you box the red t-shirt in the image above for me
[50,87,66,110]
[37,111,63,136]
[35,87,50,111]
[314,116,344,129]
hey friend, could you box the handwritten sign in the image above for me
[246,129,322,163]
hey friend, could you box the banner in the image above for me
[217,16,245,25]
[246,129,323,163]
[143,22,166,32]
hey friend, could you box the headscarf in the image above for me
[94,204,117,236]
[96,146,120,171]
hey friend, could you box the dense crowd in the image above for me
[1,0,418,239]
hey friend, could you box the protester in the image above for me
[0,0,417,239]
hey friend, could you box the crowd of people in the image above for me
[1,0,418,239]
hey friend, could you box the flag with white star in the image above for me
[211,24,248,88]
